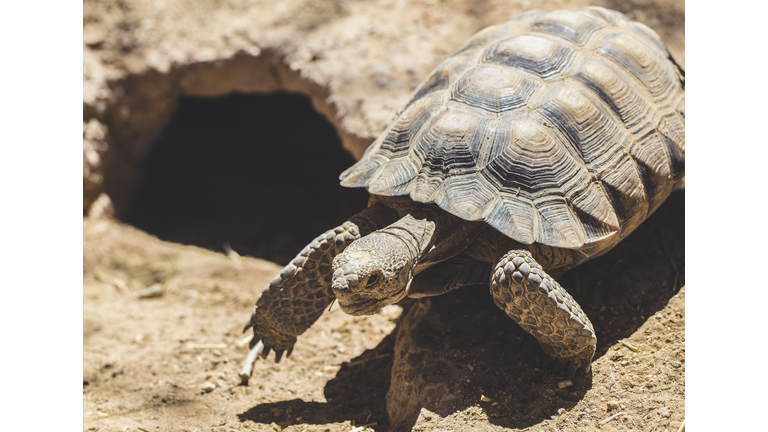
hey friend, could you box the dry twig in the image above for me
[620,339,640,352]
[236,334,253,347]
[239,340,264,383]
[598,411,634,425]
[183,343,227,350]
[93,268,129,291]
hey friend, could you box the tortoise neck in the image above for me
[375,214,437,263]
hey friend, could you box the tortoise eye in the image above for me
[366,274,380,287]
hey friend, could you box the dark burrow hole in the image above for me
[123,92,370,265]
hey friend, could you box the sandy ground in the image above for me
[83,190,683,432]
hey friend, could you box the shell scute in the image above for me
[340,7,684,251]
[451,66,541,114]
[595,31,680,103]
[482,34,576,80]
[529,9,607,45]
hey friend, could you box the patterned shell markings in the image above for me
[340,7,685,252]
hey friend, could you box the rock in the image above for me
[607,401,620,410]
[419,408,433,421]
[136,284,164,299]
[83,119,108,213]
[201,382,216,392]
[410,408,440,431]
[658,406,671,418]
[82,0,686,215]
[87,193,114,219]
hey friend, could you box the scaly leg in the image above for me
[243,203,397,364]
[491,249,596,377]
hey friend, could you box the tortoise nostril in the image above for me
[332,278,349,291]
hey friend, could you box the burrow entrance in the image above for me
[122,92,369,265]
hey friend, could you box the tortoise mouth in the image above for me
[335,285,410,316]
[339,299,385,316]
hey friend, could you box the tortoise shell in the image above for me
[340,7,685,252]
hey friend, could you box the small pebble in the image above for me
[419,408,432,420]
[658,406,671,418]
[557,408,566,415]
[604,381,613,390]
[137,284,164,299]
[558,380,573,389]
[607,401,620,410]
[620,360,629,366]
[670,361,682,368]
[201,382,216,392]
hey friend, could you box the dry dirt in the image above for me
[83,189,683,432]
[83,1,684,431]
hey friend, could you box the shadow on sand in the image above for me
[239,190,684,431]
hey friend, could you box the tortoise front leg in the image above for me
[491,249,596,378]
[243,203,397,364]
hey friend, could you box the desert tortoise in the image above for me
[243,6,684,378]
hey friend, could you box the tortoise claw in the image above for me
[544,353,589,378]
[274,350,284,363]
[243,308,256,333]
[565,360,578,379]
[261,345,272,359]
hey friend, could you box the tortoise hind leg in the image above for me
[491,249,596,378]
[243,203,397,364]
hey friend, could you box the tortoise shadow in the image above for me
[237,323,403,430]
[238,190,684,431]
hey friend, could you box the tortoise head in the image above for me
[331,233,414,315]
